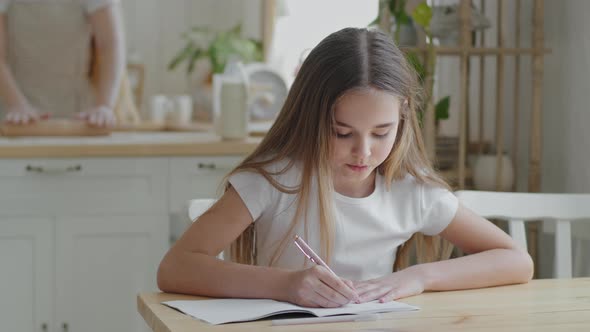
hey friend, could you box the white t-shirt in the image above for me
[229,160,459,281]
[0,0,117,13]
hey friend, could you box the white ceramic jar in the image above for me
[218,80,248,140]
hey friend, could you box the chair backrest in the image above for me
[188,199,216,222]
[187,198,224,260]
[455,190,590,278]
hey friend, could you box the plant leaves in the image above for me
[411,2,432,29]
[396,11,411,25]
[368,16,379,27]
[169,23,263,74]
[389,0,410,24]
[168,41,195,71]
[230,24,242,35]
[186,48,205,74]
[405,52,425,83]
[435,96,450,120]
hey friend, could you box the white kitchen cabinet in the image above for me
[0,218,53,332]
[168,156,244,213]
[168,156,244,242]
[0,158,169,332]
[56,215,166,332]
[0,158,168,215]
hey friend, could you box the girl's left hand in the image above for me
[352,266,426,303]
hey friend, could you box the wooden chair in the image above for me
[455,190,590,278]
[188,198,216,222]
[187,199,223,259]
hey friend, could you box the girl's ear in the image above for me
[400,99,410,119]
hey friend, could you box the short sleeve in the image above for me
[228,171,276,222]
[0,0,12,13]
[419,184,459,236]
[84,0,118,13]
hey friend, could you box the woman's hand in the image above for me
[353,265,426,303]
[283,265,360,308]
[76,105,116,128]
[3,104,48,124]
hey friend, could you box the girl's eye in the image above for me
[336,132,352,138]
[373,131,390,138]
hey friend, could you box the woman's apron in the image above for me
[5,1,94,117]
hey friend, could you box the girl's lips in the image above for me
[347,164,369,172]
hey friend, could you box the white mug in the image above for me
[168,95,193,125]
[150,95,173,123]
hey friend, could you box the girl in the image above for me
[158,27,533,308]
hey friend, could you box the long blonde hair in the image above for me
[224,28,453,271]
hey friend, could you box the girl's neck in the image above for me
[333,171,377,198]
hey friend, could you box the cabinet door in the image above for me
[0,158,168,216]
[55,215,167,332]
[168,156,244,214]
[0,218,53,332]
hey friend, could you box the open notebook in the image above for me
[163,298,419,325]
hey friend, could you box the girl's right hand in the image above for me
[3,104,48,125]
[284,265,360,308]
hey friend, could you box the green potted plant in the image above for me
[374,1,450,130]
[411,2,458,168]
[373,1,452,167]
[168,24,263,80]
[372,0,417,46]
[405,50,450,131]
[167,24,262,121]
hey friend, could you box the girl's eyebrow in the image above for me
[335,121,396,128]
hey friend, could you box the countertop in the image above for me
[0,132,262,158]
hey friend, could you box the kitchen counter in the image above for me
[0,132,262,158]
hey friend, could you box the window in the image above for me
[268,0,379,86]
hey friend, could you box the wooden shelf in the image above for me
[401,47,551,56]
[384,0,546,193]
[440,167,473,189]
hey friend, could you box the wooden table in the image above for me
[138,278,590,332]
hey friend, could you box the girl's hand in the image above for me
[353,266,426,303]
[75,105,116,128]
[284,265,360,308]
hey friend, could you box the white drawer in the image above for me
[0,158,168,215]
[169,156,244,213]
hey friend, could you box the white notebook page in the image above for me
[163,298,419,325]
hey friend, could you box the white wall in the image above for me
[541,0,590,277]
[543,0,590,194]
[120,0,262,114]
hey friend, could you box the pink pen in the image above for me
[293,235,360,302]
[294,235,339,276]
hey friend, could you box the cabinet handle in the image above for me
[26,164,82,174]
[62,322,69,332]
[41,323,48,332]
[197,162,216,170]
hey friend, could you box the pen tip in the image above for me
[294,235,299,240]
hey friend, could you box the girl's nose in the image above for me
[352,137,371,159]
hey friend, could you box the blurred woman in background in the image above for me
[0,0,128,128]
